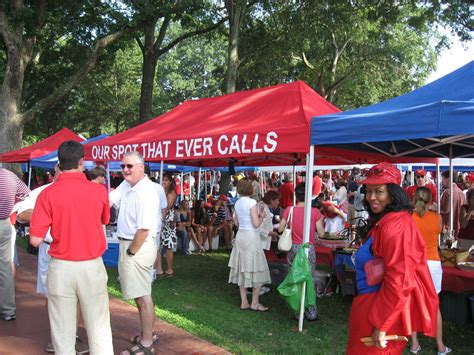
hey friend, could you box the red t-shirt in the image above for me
[282,206,322,245]
[279,182,294,208]
[312,175,322,196]
[30,172,110,261]
[405,183,438,203]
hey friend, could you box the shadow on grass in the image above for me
[107,251,474,354]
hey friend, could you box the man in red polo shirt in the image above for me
[30,141,113,354]
[405,169,438,207]
[279,173,294,209]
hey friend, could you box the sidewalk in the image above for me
[0,248,230,355]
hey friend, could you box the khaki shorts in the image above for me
[118,238,157,300]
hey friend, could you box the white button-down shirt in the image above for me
[110,177,159,240]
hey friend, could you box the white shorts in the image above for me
[427,260,443,294]
[37,242,51,296]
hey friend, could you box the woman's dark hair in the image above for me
[294,182,306,202]
[193,199,204,223]
[262,190,280,204]
[162,172,176,193]
[466,187,474,205]
[363,183,412,222]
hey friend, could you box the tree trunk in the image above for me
[139,21,158,122]
[0,112,24,175]
[224,0,247,94]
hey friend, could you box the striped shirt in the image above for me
[0,168,30,219]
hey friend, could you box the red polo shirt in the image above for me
[30,172,110,261]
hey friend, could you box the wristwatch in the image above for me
[126,248,135,256]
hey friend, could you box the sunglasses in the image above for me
[120,163,135,170]
[416,175,425,179]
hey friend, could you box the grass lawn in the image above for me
[106,250,474,354]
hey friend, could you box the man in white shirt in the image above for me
[109,152,160,354]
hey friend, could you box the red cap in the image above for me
[359,162,401,185]
[415,169,426,177]
[219,194,228,202]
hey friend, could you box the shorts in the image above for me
[37,242,51,296]
[427,260,442,294]
[118,238,157,300]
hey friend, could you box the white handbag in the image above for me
[278,207,293,251]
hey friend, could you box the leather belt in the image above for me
[117,237,132,241]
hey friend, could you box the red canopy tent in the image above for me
[0,128,84,163]
[84,81,435,166]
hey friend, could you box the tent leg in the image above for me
[160,160,164,184]
[106,163,111,192]
[299,145,315,333]
[436,163,441,215]
[204,171,208,199]
[28,164,32,189]
[198,168,202,200]
[180,172,184,201]
[449,146,454,239]
[293,164,297,206]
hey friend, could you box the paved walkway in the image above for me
[0,248,230,355]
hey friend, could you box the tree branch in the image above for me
[0,7,18,54]
[135,36,144,52]
[153,16,171,53]
[156,16,228,57]
[21,27,138,124]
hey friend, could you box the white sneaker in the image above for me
[260,286,271,296]
[438,346,452,355]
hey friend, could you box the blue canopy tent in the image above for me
[294,62,474,332]
[308,61,474,159]
[302,61,474,247]
[30,134,109,169]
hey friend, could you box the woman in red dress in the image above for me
[346,162,438,354]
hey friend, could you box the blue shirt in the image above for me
[354,237,381,295]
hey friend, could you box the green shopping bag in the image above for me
[277,243,316,313]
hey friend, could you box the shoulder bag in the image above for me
[278,207,294,252]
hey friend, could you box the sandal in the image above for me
[122,340,157,355]
[250,304,269,312]
[130,332,159,345]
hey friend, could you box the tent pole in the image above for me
[27,163,32,189]
[436,163,441,215]
[160,160,164,184]
[198,168,202,201]
[204,171,208,199]
[409,165,414,186]
[299,145,314,332]
[180,171,184,201]
[449,146,454,239]
[293,164,297,206]
[106,163,111,192]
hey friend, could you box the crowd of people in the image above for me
[1,142,474,354]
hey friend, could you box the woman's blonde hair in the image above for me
[237,177,254,196]
[413,186,432,217]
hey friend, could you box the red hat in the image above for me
[415,169,426,177]
[359,162,401,185]
[219,194,228,202]
[466,173,474,183]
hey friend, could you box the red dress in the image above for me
[346,211,438,354]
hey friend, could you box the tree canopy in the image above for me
[0,0,471,153]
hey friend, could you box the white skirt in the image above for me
[228,229,271,288]
[427,260,443,294]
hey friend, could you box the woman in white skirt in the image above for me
[228,178,271,312]
[409,187,451,354]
